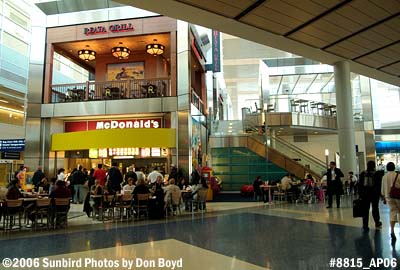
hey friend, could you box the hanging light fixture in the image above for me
[146,39,165,56]
[111,42,131,59]
[78,45,96,61]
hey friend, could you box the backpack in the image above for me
[390,173,400,199]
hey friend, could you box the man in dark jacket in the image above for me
[326,161,344,208]
[31,166,45,189]
[358,160,383,231]
[108,162,123,193]
[72,165,86,203]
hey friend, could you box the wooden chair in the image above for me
[133,193,150,219]
[273,184,286,202]
[53,198,70,229]
[191,189,208,214]
[34,198,51,229]
[115,194,133,221]
[165,190,182,218]
[100,194,115,221]
[3,199,23,231]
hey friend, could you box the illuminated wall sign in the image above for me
[64,118,162,132]
[0,139,25,151]
[84,23,135,36]
[94,119,160,130]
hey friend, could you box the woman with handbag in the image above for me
[358,160,383,232]
[381,162,400,241]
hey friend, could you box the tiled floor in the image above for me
[0,197,399,270]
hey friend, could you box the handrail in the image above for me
[50,77,171,103]
[249,133,326,176]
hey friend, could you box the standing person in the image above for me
[348,171,358,195]
[31,166,45,188]
[326,161,344,208]
[107,162,123,193]
[381,162,400,240]
[57,168,65,181]
[359,160,383,231]
[93,164,107,187]
[72,165,86,204]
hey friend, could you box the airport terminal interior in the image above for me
[0,0,400,269]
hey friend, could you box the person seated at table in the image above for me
[49,180,72,226]
[178,176,189,190]
[123,177,135,193]
[132,178,151,201]
[163,178,181,206]
[49,177,57,194]
[37,177,50,193]
[253,176,265,202]
[189,178,208,210]
[87,179,103,218]
[6,179,22,200]
[281,173,300,202]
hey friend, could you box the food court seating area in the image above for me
[290,98,336,117]
[0,193,70,231]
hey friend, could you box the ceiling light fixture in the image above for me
[111,42,131,59]
[0,99,9,103]
[146,39,164,56]
[78,45,96,61]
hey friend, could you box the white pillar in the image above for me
[334,61,357,174]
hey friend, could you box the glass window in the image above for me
[4,3,30,30]
[2,18,30,43]
[52,52,89,84]
[2,32,29,55]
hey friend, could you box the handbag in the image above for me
[353,198,364,218]
[389,173,400,199]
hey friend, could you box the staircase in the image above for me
[209,121,327,190]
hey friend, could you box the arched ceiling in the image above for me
[115,0,400,86]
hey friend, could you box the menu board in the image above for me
[141,148,151,157]
[151,148,161,157]
[89,149,98,158]
[98,148,108,158]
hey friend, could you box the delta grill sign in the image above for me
[83,23,135,36]
[64,118,162,133]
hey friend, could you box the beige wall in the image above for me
[280,132,367,169]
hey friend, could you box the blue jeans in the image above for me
[73,184,87,203]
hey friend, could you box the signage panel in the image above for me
[0,139,25,151]
[65,118,162,132]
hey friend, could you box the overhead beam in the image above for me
[115,0,400,86]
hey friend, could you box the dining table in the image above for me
[259,184,276,204]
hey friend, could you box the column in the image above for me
[175,21,191,178]
[334,61,357,175]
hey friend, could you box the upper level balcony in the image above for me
[50,77,171,103]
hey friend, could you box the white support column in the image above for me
[334,61,357,175]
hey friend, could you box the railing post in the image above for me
[85,81,89,100]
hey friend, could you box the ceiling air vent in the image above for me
[293,135,308,142]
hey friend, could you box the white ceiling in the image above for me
[115,0,400,86]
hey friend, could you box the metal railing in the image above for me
[191,89,204,114]
[50,78,171,103]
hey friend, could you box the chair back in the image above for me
[55,198,70,206]
[5,199,23,208]
[121,194,133,202]
[171,190,181,205]
[137,193,150,201]
[197,189,208,202]
[36,198,51,207]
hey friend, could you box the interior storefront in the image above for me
[52,115,176,175]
